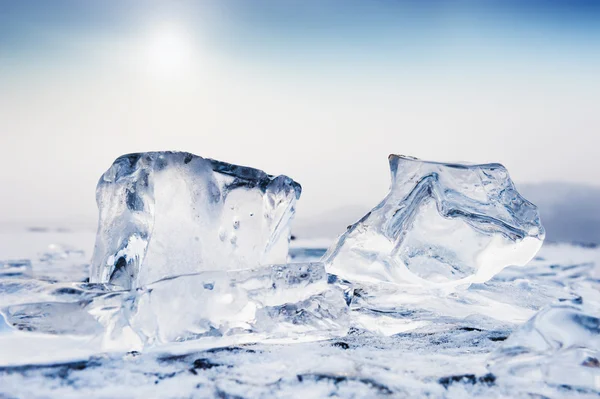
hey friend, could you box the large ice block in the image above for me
[90,152,301,289]
[323,155,544,287]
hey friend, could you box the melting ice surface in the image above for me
[1,153,599,398]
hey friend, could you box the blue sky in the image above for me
[2,1,599,67]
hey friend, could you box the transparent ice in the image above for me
[99,262,349,348]
[90,152,301,289]
[323,155,545,288]
[6,153,600,399]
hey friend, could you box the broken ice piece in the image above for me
[0,260,31,278]
[323,155,544,287]
[489,304,600,391]
[90,152,301,289]
[94,262,348,347]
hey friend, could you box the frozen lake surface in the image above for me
[1,229,599,398]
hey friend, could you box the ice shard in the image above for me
[323,155,545,287]
[90,152,301,289]
[489,304,600,391]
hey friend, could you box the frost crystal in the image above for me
[323,155,545,287]
[90,152,301,289]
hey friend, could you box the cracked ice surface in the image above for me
[91,152,301,289]
[324,155,545,288]
[1,231,600,398]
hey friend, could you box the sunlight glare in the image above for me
[143,23,195,80]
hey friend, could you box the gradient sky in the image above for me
[1,1,599,228]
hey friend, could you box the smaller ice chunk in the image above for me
[489,304,600,391]
[1,282,116,335]
[323,155,545,287]
[90,152,301,289]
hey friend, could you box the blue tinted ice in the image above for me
[323,155,545,287]
[90,152,301,289]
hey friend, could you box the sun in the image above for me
[143,24,195,80]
